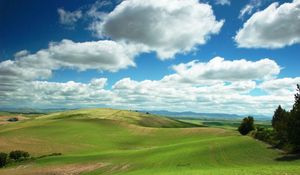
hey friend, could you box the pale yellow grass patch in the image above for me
[0,115,28,125]
[0,162,108,175]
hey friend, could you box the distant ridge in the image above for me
[0,107,75,114]
[0,107,271,120]
[144,110,271,121]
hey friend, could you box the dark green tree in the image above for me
[9,150,30,161]
[238,116,255,135]
[272,105,289,143]
[0,152,8,167]
[292,84,300,113]
[288,84,300,152]
[272,105,284,129]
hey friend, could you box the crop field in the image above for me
[0,108,299,175]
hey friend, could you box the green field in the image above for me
[0,108,299,175]
[178,118,272,130]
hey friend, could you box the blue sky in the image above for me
[0,0,299,115]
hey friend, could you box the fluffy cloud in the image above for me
[90,0,224,59]
[2,39,139,75]
[2,77,291,115]
[0,59,52,93]
[43,39,138,71]
[1,57,295,116]
[58,8,82,27]
[259,77,300,95]
[110,69,294,115]
[90,78,108,89]
[215,0,230,6]
[14,50,30,58]
[1,78,114,108]
[0,39,142,94]
[235,0,300,48]
[172,57,280,82]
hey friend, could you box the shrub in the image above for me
[50,152,62,156]
[0,152,8,168]
[238,116,255,135]
[7,117,18,122]
[22,151,30,158]
[252,127,277,145]
[9,150,30,161]
[38,152,62,159]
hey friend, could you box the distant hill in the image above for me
[0,107,73,114]
[0,107,271,121]
[145,110,271,121]
[37,108,201,128]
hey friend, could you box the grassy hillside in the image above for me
[37,108,200,128]
[178,118,272,130]
[0,108,299,175]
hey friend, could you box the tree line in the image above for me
[271,84,300,152]
[0,150,30,168]
[238,84,300,153]
[0,150,62,168]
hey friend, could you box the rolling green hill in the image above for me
[0,108,299,175]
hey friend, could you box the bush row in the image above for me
[0,150,30,168]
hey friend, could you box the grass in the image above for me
[179,118,272,130]
[0,108,299,174]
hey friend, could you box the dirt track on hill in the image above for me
[0,115,28,125]
[0,162,107,175]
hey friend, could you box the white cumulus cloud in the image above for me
[1,57,294,116]
[90,0,224,59]
[259,77,300,95]
[172,57,280,82]
[0,39,143,94]
[235,0,300,48]
[43,39,138,71]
